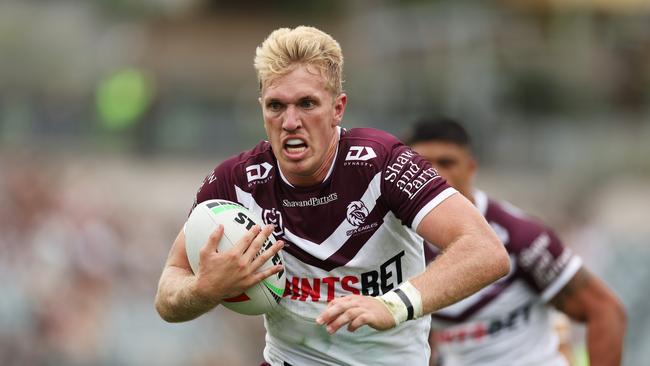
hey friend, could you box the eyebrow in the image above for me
[263,94,319,103]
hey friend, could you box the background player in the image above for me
[407,117,626,366]
[155,26,510,365]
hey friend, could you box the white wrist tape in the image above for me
[377,280,423,326]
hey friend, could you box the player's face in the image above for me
[260,65,347,186]
[411,141,477,198]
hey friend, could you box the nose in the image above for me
[282,105,301,132]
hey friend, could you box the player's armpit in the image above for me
[549,267,592,319]
[550,267,626,366]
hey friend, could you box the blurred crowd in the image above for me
[0,156,269,366]
[0,157,120,365]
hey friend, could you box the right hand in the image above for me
[192,224,284,303]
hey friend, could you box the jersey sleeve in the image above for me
[516,225,582,302]
[379,140,457,231]
[189,156,240,215]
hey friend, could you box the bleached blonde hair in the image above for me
[254,26,344,96]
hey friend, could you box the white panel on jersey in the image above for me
[411,187,458,231]
[234,172,383,260]
[540,256,582,302]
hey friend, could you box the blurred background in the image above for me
[1,0,648,365]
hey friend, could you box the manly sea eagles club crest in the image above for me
[346,201,369,227]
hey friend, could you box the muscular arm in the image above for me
[318,193,510,332]
[412,193,510,313]
[155,225,284,323]
[550,268,626,366]
[155,230,218,322]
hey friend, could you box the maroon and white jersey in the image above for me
[192,127,457,366]
[429,190,582,366]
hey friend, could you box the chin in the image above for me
[286,160,320,178]
[280,158,306,172]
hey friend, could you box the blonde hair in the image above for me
[254,26,344,96]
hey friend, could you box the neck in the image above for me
[285,130,339,187]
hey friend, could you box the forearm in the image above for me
[551,268,627,366]
[410,233,509,315]
[585,306,626,366]
[155,266,219,322]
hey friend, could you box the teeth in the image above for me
[286,138,305,146]
[286,146,306,153]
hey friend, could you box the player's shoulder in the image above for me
[193,141,274,213]
[209,140,275,185]
[485,196,553,253]
[341,127,402,148]
[339,127,403,163]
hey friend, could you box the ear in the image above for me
[332,93,347,126]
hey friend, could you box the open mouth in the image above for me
[284,138,308,155]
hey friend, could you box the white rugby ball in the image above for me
[184,199,285,315]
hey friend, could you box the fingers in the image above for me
[317,296,395,334]
[252,263,284,284]
[243,225,275,262]
[248,239,284,286]
[317,296,352,328]
[326,307,364,334]
[251,239,284,269]
[203,225,224,253]
[347,313,370,332]
[232,224,262,254]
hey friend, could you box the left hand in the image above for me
[316,295,396,334]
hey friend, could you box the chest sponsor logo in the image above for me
[246,162,273,184]
[384,150,439,199]
[283,251,405,302]
[262,208,284,237]
[435,303,532,344]
[345,146,377,162]
[282,193,338,208]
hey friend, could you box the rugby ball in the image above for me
[184,199,285,315]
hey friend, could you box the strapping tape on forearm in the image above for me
[377,280,423,326]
